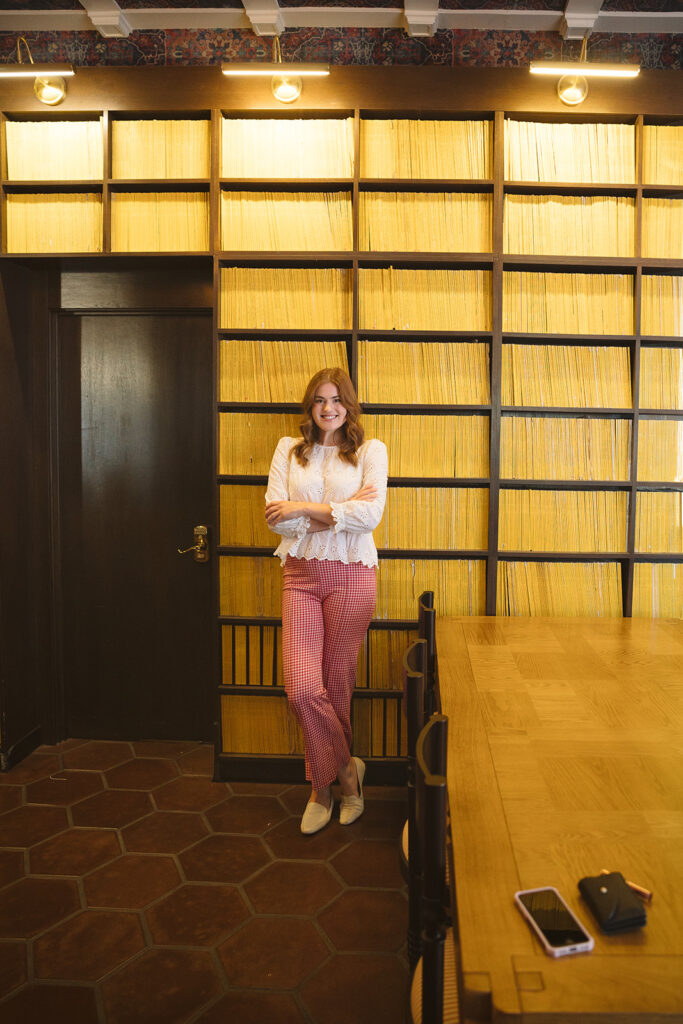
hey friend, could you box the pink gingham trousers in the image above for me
[282,556,376,790]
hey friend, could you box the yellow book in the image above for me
[632,563,683,617]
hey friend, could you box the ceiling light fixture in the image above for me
[530,38,640,106]
[0,37,74,105]
[221,38,329,104]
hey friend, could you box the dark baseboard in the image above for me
[0,725,42,773]
[215,753,406,786]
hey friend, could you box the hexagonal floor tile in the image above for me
[244,861,341,916]
[33,910,145,981]
[206,796,288,835]
[84,854,180,909]
[331,839,405,889]
[101,948,221,1024]
[71,789,152,829]
[145,883,249,946]
[218,918,328,989]
[0,941,26,999]
[62,741,133,771]
[0,786,22,814]
[0,805,67,848]
[317,890,407,953]
[196,991,308,1024]
[121,811,207,854]
[30,829,121,876]
[0,752,60,785]
[105,759,178,791]
[344,799,406,842]
[131,740,202,759]
[301,953,409,1024]
[264,816,349,861]
[229,781,291,796]
[153,776,228,812]
[25,771,104,807]
[0,849,24,889]
[177,746,214,776]
[179,835,269,883]
[0,877,79,938]
[0,983,99,1024]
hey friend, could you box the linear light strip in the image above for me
[530,61,640,78]
[221,63,330,77]
[0,63,75,78]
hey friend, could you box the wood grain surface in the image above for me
[436,616,683,1023]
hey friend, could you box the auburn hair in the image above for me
[292,367,364,467]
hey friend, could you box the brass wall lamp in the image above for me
[0,37,75,105]
[222,38,329,104]
[530,37,640,106]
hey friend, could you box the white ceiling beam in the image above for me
[560,0,603,40]
[404,0,439,38]
[595,10,683,34]
[78,0,132,37]
[0,5,679,37]
[242,0,284,36]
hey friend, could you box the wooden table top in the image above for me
[435,616,683,1024]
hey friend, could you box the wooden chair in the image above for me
[401,636,426,966]
[418,590,438,716]
[410,713,460,1024]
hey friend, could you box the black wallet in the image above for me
[578,872,647,933]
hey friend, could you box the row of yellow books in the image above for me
[501,344,632,408]
[641,199,683,260]
[111,119,210,179]
[111,193,209,252]
[353,696,405,758]
[218,339,348,403]
[503,195,635,258]
[640,348,683,410]
[358,268,492,332]
[221,118,355,179]
[358,191,492,253]
[641,276,683,337]
[219,555,486,618]
[356,629,416,689]
[356,341,490,405]
[502,272,634,336]
[635,492,683,553]
[642,125,683,186]
[359,119,492,180]
[218,411,491,478]
[638,420,683,482]
[5,119,104,180]
[497,561,622,616]
[500,416,631,480]
[220,268,352,330]
[504,120,635,184]
[220,191,353,252]
[376,487,488,550]
[498,490,628,552]
[221,693,302,755]
[6,193,102,253]
[632,563,683,617]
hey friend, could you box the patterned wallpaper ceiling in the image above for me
[1,0,681,68]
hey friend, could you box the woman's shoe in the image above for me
[340,757,365,825]
[301,794,334,835]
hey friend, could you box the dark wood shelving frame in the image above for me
[1,72,681,781]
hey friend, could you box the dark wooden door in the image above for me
[58,312,214,741]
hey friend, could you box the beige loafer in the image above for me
[301,795,334,835]
[340,757,365,826]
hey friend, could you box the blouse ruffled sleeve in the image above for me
[265,437,311,538]
[330,439,388,535]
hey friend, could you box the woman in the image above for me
[265,367,388,835]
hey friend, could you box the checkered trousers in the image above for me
[282,556,377,790]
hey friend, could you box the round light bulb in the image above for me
[271,74,302,104]
[34,75,67,106]
[557,74,589,106]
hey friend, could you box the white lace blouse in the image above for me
[265,437,388,568]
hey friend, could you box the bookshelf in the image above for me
[0,76,681,780]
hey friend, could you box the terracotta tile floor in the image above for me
[0,740,409,1024]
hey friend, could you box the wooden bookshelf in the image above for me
[0,71,681,781]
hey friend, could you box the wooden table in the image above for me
[436,616,683,1023]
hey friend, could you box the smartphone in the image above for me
[515,887,594,958]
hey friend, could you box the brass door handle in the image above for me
[177,525,209,562]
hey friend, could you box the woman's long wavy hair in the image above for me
[292,367,364,467]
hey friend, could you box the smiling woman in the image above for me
[264,367,388,834]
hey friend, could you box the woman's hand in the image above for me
[349,484,377,502]
[265,500,306,525]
